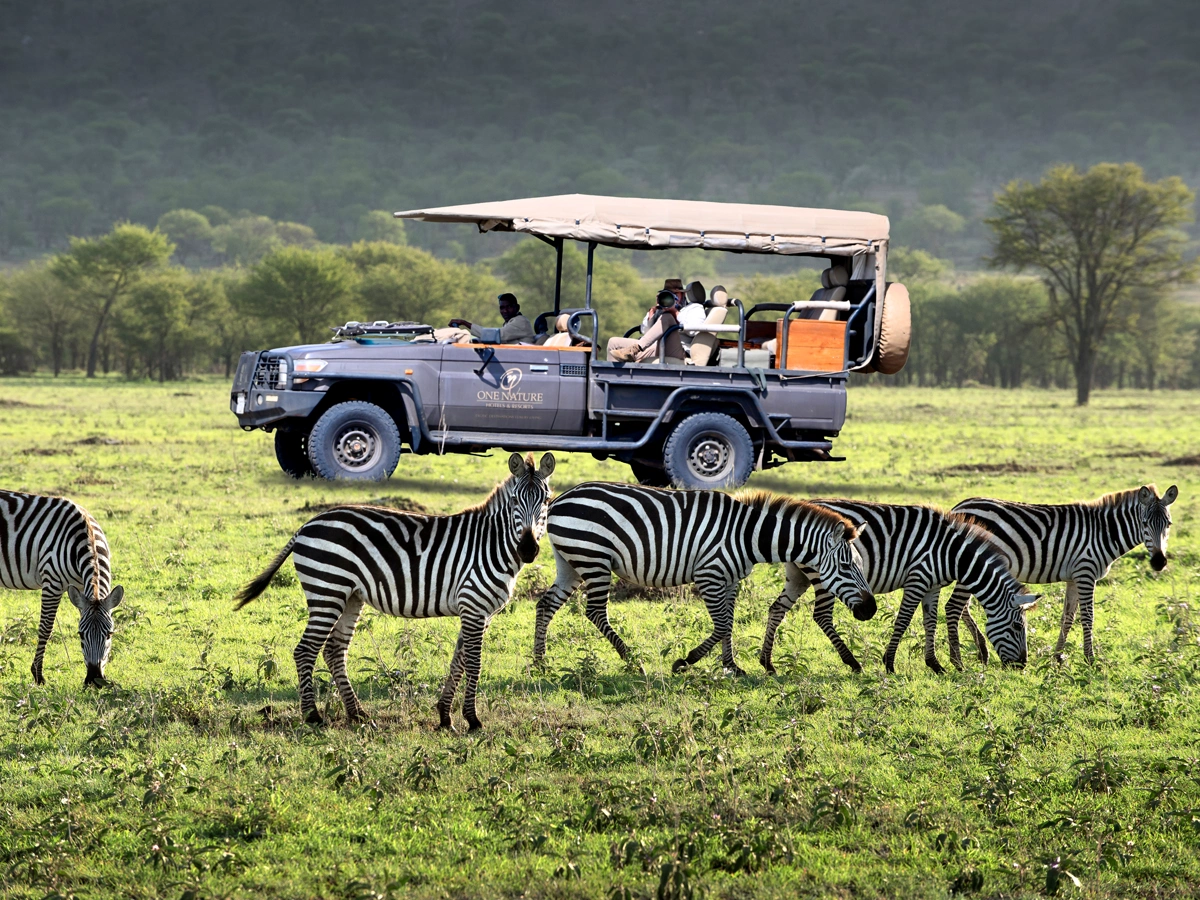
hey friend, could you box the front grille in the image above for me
[253,355,284,388]
[561,364,588,377]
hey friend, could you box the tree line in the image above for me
[2,164,1195,403]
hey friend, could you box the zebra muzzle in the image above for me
[1150,551,1167,572]
[852,593,877,621]
[517,529,541,564]
[83,664,105,687]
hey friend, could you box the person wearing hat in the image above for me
[443,292,535,344]
[606,279,689,363]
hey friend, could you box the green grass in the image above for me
[1,377,1198,900]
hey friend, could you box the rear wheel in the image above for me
[274,430,312,478]
[629,460,671,487]
[663,412,754,489]
[307,401,402,481]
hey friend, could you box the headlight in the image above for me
[277,357,288,387]
[293,359,328,373]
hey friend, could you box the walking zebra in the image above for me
[757,501,1036,674]
[0,490,124,686]
[532,483,875,675]
[946,485,1178,668]
[234,452,553,731]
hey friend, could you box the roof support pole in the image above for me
[585,241,595,309]
[553,237,563,313]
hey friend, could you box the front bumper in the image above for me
[230,387,323,429]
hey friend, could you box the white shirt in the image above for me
[677,302,709,352]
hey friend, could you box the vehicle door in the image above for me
[438,344,565,433]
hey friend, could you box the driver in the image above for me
[440,293,535,344]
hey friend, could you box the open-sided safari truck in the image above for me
[230,194,910,487]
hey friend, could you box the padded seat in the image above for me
[543,313,591,347]
[687,285,729,366]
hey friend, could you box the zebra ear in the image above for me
[104,586,124,610]
[1138,486,1154,507]
[537,452,555,479]
[1163,485,1178,506]
[508,452,525,476]
[67,586,87,610]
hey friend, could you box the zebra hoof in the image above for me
[925,658,946,675]
[466,719,483,733]
[671,658,690,674]
[31,670,44,687]
[304,710,325,726]
[759,657,777,676]
[726,664,748,677]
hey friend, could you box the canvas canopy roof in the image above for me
[394,194,888,257]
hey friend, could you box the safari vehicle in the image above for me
[230,194,910,488]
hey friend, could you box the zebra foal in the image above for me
[533,483,875,675]
[947,484,1178,668]
[757,501,1036,674]
[0,490,124,686]
[235,452,554,731]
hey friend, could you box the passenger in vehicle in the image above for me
[439,293,535,344]
[607,288,687,363]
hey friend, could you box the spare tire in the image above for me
[874,282,911,375]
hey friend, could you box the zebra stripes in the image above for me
[757,501,1036,674]
[533,483,875,674]
[234,452,554,731]
[946,484,1178,667]
[0,490,124,686]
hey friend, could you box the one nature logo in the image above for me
[477,366,544,408]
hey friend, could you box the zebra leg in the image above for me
[921,588,946,675]
[459,612,491,732]
[532,548,582,665]
[1076,579,1097,665]
[759,563,810,674]
[944,586,970,671]
[322,594,367,722]
[580,569,629,660]
[1056,581,1079,661]
[961,600,988,665]
[675,575,741,675]
[293,595,345,725]
[436,631,466,730]
[812,583,862,673]
[31,579,63,686]
[883,579,930,674]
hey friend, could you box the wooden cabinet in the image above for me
[775,319,846,371]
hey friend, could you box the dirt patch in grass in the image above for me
[1108,449,1165,459]
[75,474,115,486]
[0,399,37,408]
[72,435,125,446]
[300,495,430,514]
[173,392,195,397]
[22,447,74,456]
[939,462,1067,475]
[610,579,694,603]
[1163,455,1200,466]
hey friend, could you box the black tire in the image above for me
[662,412,754,489]
[275,430,312,479]
[307,401,402,481]
[629,460,671,487]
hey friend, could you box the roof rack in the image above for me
[332,321,435,341]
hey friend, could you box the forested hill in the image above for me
[3,0,1198,258]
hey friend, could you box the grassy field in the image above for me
[1,377,1198,900]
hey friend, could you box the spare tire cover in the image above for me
[875,282,911,375]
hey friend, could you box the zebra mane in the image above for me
[944,511,1008,547]
[733,490,858,538]
[73,500,103,602]
[1090,486,1151,509]
[464,454,538,516]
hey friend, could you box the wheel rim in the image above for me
[686,431,734,483]
[332,422,382,471]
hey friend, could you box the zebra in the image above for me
[532,483,875,675]
[756,501,1037,675]
[945,484,1178,668]
[234,452,554,731]
[0,490,124,687]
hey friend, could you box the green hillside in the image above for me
[2,0,1199,259]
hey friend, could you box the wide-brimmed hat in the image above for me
[662,278,684,292]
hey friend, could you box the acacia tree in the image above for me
[239,246,358,343]
[987,163,1195,405]
[50,223,175,377]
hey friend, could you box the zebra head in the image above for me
[507,452,555,563]
[985,589,1038,668]
[1138,484,1177,572]
[68,583,124,686]
[813,522,877,620]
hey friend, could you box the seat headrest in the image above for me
[555,313,570,333]
[685,281,706,306]
[823,266,848,288]
[709,285,728,308]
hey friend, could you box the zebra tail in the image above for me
[233,537,297,610]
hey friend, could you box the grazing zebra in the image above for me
[946,484,1178,668]
[234,452,554,731]
[532,483,875,675]
[757,501,1037,674]
[0,490,124,687]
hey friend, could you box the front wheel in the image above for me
[274,430,312,478]
[307,401,402,481]
[662,412,754,489]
